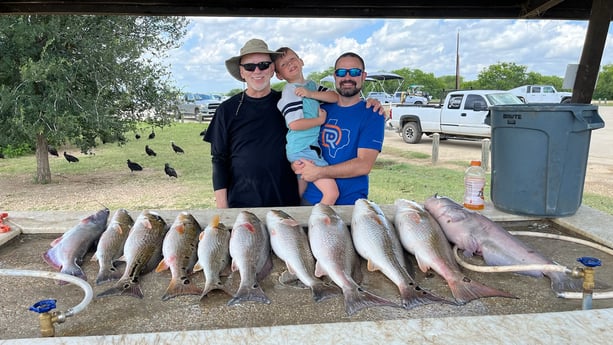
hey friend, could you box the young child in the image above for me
[274,47,339,205]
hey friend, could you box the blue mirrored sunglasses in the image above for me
[334,68,363,77]
[240,61,272,72]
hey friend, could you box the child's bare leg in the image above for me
[314,178,339,205]
[297,178,307,197]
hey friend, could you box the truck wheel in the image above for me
[561,98,571,103]
[401,122,422,144]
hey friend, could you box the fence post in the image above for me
[432,133,440,165]
[481,138,490,171]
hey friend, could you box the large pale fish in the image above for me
[266,209,340,302]
[155,212,203,301]
[195,215,232,300]
[424,195,583,295]
[43,208,110,283]
[394,199,516,304]
[308,203,399,316]
[92,208,134,285]
[227,211,273,305]
[97,210,168,299]
[351,199,450,309]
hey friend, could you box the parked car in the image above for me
[366,91,393,103]
[177,93,221,120]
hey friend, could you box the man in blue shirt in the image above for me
[296,52,385,205]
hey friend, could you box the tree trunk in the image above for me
[36,133,52,184]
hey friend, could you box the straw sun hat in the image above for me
[225,38,281,82]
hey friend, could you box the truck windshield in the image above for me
[486,93,524,105]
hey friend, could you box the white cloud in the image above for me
[165,17,613,94]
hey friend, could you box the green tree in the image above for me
[594,64,613,100]
[475,62,528,90]
[0,15,188,183]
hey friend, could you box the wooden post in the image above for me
[432,133,440,165]
[571,0,613,103]
[481,138,490,171]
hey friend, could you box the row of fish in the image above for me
[41,195,584,316]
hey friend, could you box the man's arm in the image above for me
[295,147,379,182]
[213,189,229,208]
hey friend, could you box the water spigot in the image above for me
[575,256,602,310]
[29,299,66,337]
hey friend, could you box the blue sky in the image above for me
[165,17,613,94]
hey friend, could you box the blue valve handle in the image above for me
[577,256,602,268]
[29,299,57,313]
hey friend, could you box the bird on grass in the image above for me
[63,151,79,163]
[48,145,59,157]
[164,163,178,178]
[171,141,184,154]
[127,159,143,172]
[148,128,156,140]
[145,145,157,157]
[135,133,141,140]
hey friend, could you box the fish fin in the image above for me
[352,256,363,284]
[90,253,99,262]
[42,251,62,270]
[97,279,143,299]
[281,218,300,227]
[344,285,400,316]
[199,231,206,241]
[448,276,516,304]
[155,259,169,273]
[227,282,270,306]
[415,257,430,273]
[174,224,185,235]
[256,254,274,282]
[49,236,63,247]
[549,271,584,295]
[311,281,341,302]
[161,277,203,301]
[279,270,301,286]
[192,262,202,272]
[209,215,220,228]
[231,259,239,272]
[366,260,379,272]
[314,261,326,278]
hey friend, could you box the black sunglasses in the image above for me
[240,61,273,72]
[334,68,363,77]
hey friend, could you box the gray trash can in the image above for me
[489,103,604,217]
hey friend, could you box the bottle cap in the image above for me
[470,160,481,166]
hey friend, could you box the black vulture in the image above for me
[135,133,141,139]
[164,163,178,178]
[127,159,143,172]
[171,141,184,154]
[145,145,157,157]
[63,151,79,163]
[148,128,155,139]
[48,145,59,157]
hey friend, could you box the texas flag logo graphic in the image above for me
[321,119,350,159]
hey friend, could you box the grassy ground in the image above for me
[0,121,611,215]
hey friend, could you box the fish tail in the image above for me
[57,265,87,285]
[400,285,454,310]
[448,277,516,304]
[548,271,584,295]
[200,278,233,300]
[161,277,203,301]
[311,282,341,303]
[97,279,143,299]
[95,266,123,285]
[227,283,270,306]
[344,286,400,316]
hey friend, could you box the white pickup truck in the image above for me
[507,85,572,103]
[386,90,523,144]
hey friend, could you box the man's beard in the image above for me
[336,81,361,97]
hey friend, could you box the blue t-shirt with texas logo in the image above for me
[302,100,385,205]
